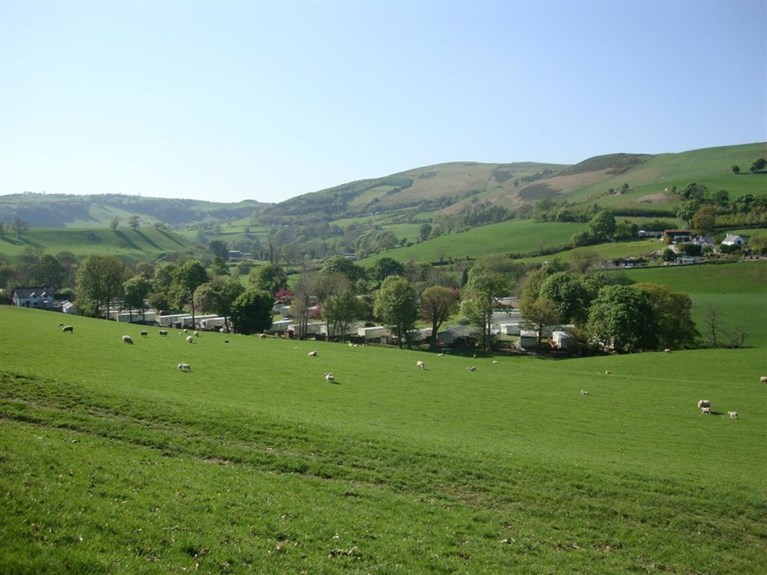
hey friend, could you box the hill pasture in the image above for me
[1,306,765,574]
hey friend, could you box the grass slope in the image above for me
[0,227,190,262]
[1,306,765,574]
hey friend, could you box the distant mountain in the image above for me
[0,194,270,228]
[2,143,765,228]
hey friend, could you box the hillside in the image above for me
[3,143,764,231]
[0,194,269,228]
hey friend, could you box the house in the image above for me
[664,229,692,243]
[550,331,573,350]
[517,330,539,350]
[721,233,746,247]
[437,324,473,345]
[12,286,56,309]
[60,301,77,314]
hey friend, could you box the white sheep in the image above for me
[416,360,425,370]
[259,333,267,339]
[580,389,590,395]
[186,335,194,343]
[194,331,200,337]
[727,411,739,419]
[61,325,74,333]
[324,372,335,383]
[466,366,476,372]
[159,329,168,336]
[122,335,134,344]
[604,370,612,375]
[701,406,711,415]
[697,399,711,410]
[140,330,148,337]
[760,376,767,383]
[664,348,671,353]
[177,362,191,372]
[308,351,317,357]
[492,360,499,364]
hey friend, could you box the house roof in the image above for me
[722,234,745,245]
[12,286,55,299]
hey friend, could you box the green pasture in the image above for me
[0,228,190,262]
[624,260,767,346]
[362,220,586,265]
[569,142,767,206]
[1,306,765,574]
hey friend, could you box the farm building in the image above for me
[437,325,473,345]
[12,286,56,309]
[518,330,539,350]
[198,316,228,331]
[156,313,195,329]
[358,326,391,344]
[721,233,746,247]
[550,330,573,350]
[664,229,692,243]
[106,309,158,324]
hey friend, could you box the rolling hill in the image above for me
[2,143,765,230]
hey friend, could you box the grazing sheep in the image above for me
[259,333,267,339]
[727,411,739,419]
[604,371,612,375]
[122,335,134,344]
[492,360,499,364]
[664,348,671,353]
[308,351,317,357]
[177,362,191,372]
[701,406,711,415]
[698,399,712,414]
[466,366,476,372]
[324,372,335,383]
[186,335,194,344]
[183,328,189,334]
[760,376,767,383]
[158,329,168,336]
[194,331,200,337]
[580,389,590,395]
[61,325,74,333]
[416,360,425,370]
[140,330,148,337]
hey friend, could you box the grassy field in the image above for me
[624,260,767,347]
[362,220,587,265]
[0,228,191,262]
[1,305,765,574]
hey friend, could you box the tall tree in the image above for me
[586,210,617,241]
[587,285,657,353]
[373,275,418,349]
[170,259,208,327]
[539,271,591,325]
[463,270,508,352]
[123,275,153,323]
[420,286,459,351]
[635,283,699,350]
[193,276,244,333]
[230,290,274,335]
[75,255,126,318]
[208,239,228,259]
[369,257,405,286]
[323,290,361,341]
[13,218,29,239]
[248,263,287,295]
[522,296,560,350]
[128,215,140,231]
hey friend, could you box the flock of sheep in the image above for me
[59,322,762,419]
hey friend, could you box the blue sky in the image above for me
[1,1,765,204]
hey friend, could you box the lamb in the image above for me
[159,329,168,336]
[466,366,476,372]
[61,325,74,333]
[308,351,317,357]
[140,330,148,337]
[697,399,712,414]
[727,411,739,419]
[416,360,425,370]
[122,335,134,344]
[177,362,191,372]
[324,372,335,383]
[186,335,194,343]
[580,389,590,395]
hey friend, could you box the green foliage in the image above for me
[373,275,418,348]
[587,285,657,352]
[539,272,592,324]
[75,254,126,317]
[420,285,459,351]
[248,263,288,295]
[230,289,274,335]
[464,270,508,351]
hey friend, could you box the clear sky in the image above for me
[1,0,765,204]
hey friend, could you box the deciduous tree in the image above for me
[420,286,459,351]
[230,290,274,335]
[374,275,418,349]
[587,285,657,353]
